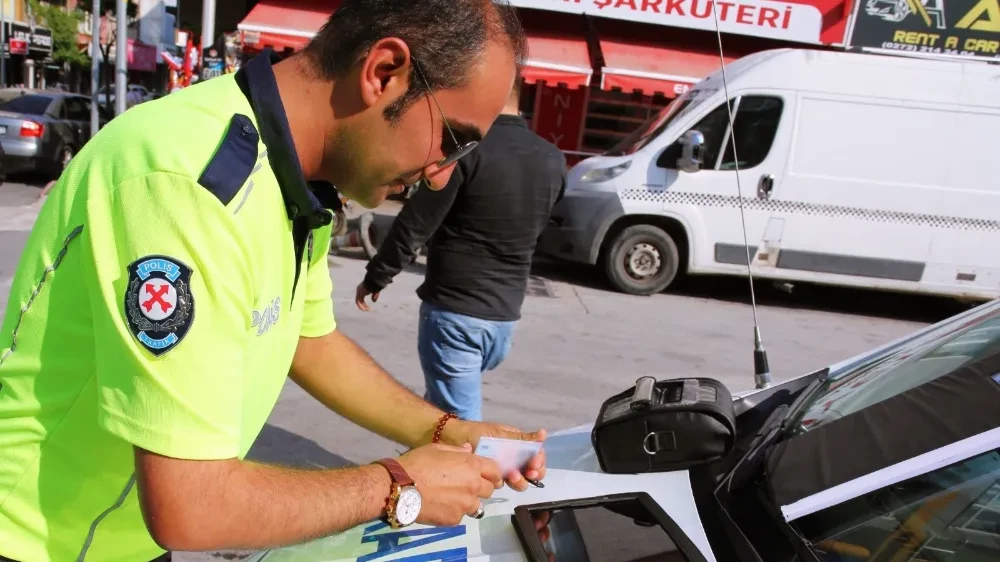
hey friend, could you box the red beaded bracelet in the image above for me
[431,412,458,444]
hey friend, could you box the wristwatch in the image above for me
[375,458,422,528]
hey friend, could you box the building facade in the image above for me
[231,0,858,165]
[1,0,54,88]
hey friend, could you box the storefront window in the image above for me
[592,88,720,158]
[582,89,672,156]
[608,96,694,157]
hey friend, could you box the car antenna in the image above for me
[708,9,771,389]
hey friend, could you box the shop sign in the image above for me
[7,39,28,56]
[505,0,826,44]
[201,46,225,80]
[5,22,52,56]
[532,84,588,156]
[847,0,1000,61]
[128,39,159,72]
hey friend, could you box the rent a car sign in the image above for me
[508,0,826,44]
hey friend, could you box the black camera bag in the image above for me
[591,377,737,474]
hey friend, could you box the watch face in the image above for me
[395,486,422,526]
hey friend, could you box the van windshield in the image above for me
[606,88,713,156]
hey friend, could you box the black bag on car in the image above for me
[591,377,737,474]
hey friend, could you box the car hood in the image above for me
[244,423,716,562]
[242,300,1000,561]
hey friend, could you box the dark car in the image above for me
[0,89,112,179]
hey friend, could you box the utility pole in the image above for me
[115,0,127,115]
[201,0,215,64]
[91,1,101,135]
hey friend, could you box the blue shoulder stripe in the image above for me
[198,114,260,206]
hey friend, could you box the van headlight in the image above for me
[579,161,631,184]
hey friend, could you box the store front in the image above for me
[126,38,160,90]
[237,0,342,57]
[234,0,854,164]
[2,21,53,88]
[509,0,853,164]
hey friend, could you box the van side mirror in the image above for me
[677,130,705,173]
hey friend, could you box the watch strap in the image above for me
[375,458,415,487]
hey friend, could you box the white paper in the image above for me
[474,437,542,474]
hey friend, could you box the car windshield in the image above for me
[796,446,1000,562]
[785,304,1000,436]
[605,89,714,157]
[720,302,1000,562]
[0,95,53,116]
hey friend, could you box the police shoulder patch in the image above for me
[124,255,195,356]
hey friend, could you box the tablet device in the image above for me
[511,492,707,562]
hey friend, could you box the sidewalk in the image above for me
[0,199,45,232]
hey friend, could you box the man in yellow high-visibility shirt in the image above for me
[0,2,546,561]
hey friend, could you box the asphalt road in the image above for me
[0,182,973,561]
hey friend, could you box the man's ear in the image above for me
[358,37,411,109]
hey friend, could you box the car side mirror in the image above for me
[676,130,705,173]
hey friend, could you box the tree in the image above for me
[28,0,89,68]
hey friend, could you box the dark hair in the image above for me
[304,0,527,125]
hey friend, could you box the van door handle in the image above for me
[757,174,774,200]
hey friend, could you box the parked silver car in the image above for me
[0,89,112,179]
[96,83,155,107]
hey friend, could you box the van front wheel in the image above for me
[603,225,680,296]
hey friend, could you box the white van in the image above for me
[537,48,1000,301]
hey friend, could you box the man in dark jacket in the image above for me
[356,77,566,421]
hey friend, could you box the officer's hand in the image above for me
[397,443,502,526]
[355,282,380,312]
[440,420,547,492]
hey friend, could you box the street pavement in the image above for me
[0,180,46,305]
[0,181,973,560]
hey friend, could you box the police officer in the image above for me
[0,2,545,561]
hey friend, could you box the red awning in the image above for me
[238,0,341,52]
[518,10,594,90]
[522,31,593,89]
[598,38,736,97]
[591,18,744,98]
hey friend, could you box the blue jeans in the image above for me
[417,301,516,421]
